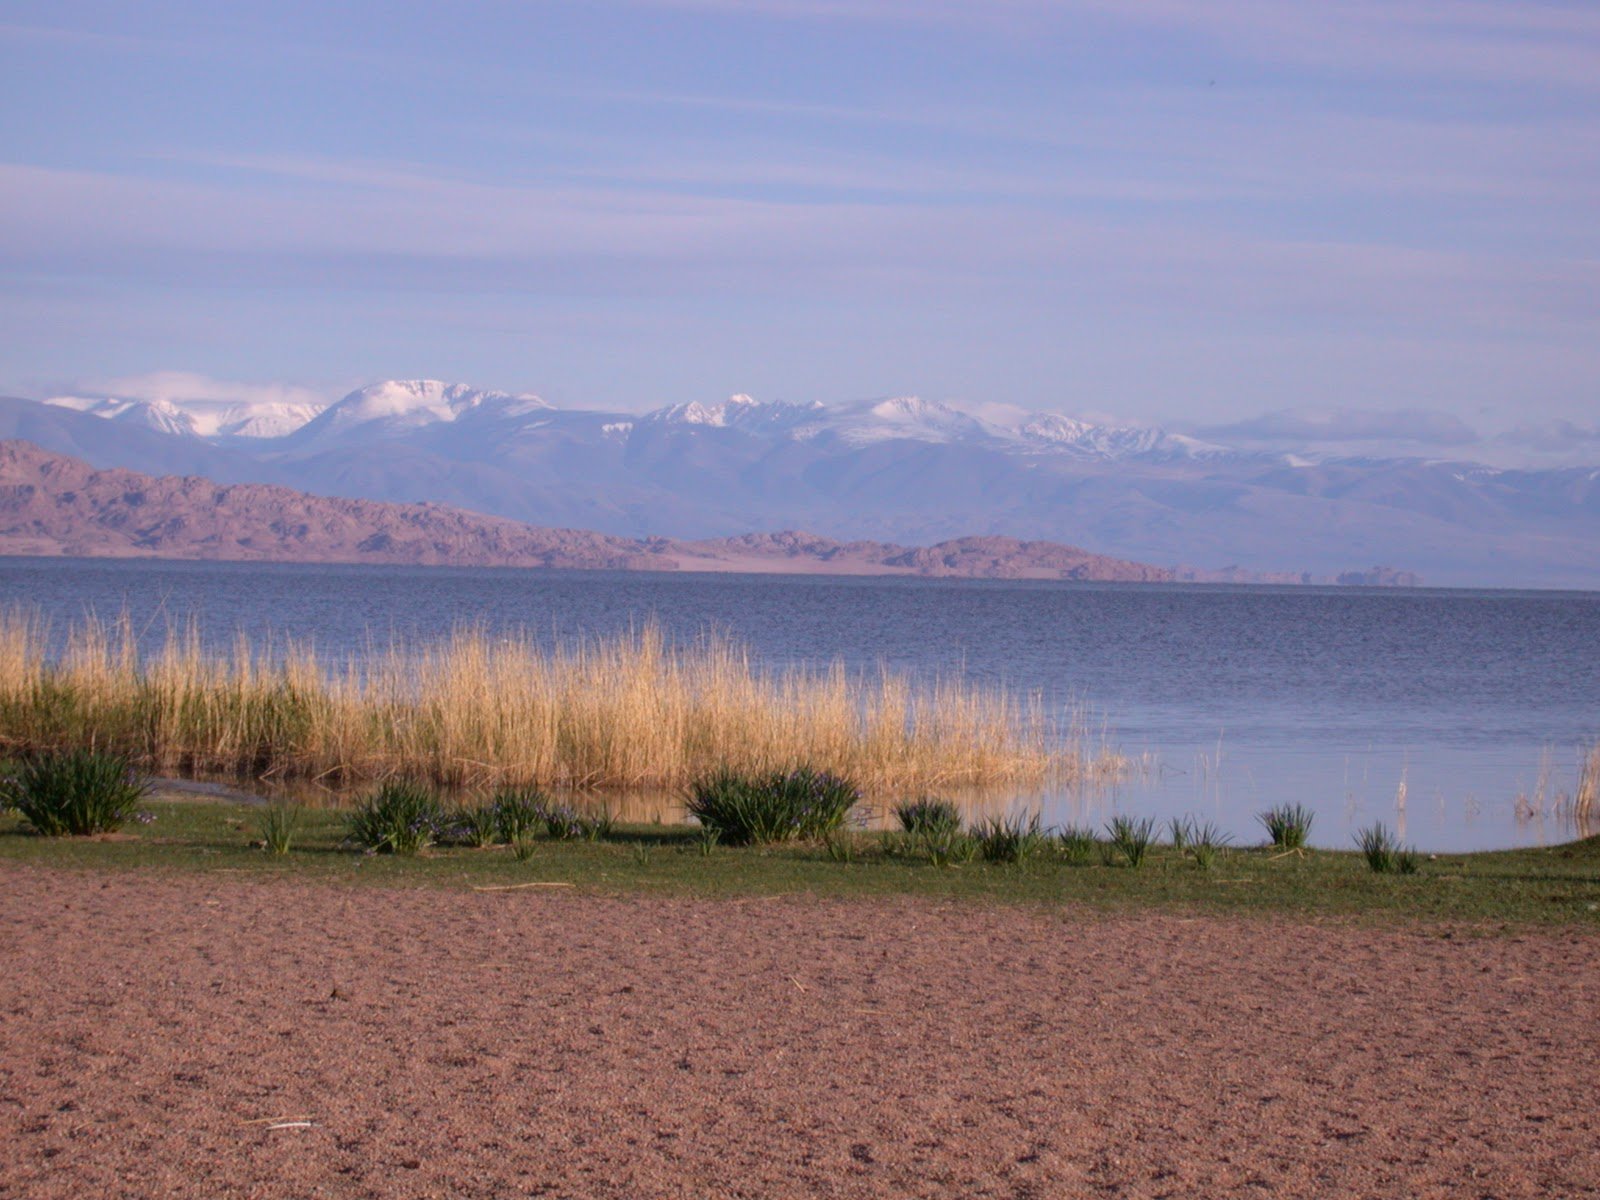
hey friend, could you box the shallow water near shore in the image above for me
[4,556,1597,852]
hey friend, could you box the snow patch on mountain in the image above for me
[640,394,827,434]
[45,393,326,439]
[292,380,550,443]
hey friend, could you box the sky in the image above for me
[2,0,1597,463]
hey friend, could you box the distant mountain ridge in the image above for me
[10,379,1597,586]
[0,440,1174,580]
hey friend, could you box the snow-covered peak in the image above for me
[44,392,326,439]
[212,401,327,439]
[297,380,550,441]
[641,394,826,432]
[44,395,202,437]
[1010,411,1227,460]
[815,395,1000,446]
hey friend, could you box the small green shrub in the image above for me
[1259,803,1314,850]
[1106,814,1157,868]
[686,766,860,845]
[1056,825,1097,865]
[894,797,963,835]
[346,780,444,855]
[491,786,549,843]
[511,831,538,861]
[257,803,302,856]
[1356,823,1419,874]
[8,750,150,836]
[971,812,1046,864]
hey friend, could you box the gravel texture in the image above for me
[2,866,1597,1199]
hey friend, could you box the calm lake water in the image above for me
[3,556,1598,852]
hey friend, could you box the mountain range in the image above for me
[5,379,1597,586]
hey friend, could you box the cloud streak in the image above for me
[1193,408,1481,449]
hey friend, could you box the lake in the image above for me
[2,556,1597,852]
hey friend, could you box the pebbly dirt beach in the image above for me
[1,866,1596,1199]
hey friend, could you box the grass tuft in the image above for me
[893,797,963,835]
[1105,814,1157,869]
[1055,824,1097,865]
[1355,822,1420,874]
[443,803,500,848]
[971,812,1046,864]
[686,766,860,845]
[346,780,445,856]
[258,803,302,855]
[1184,819,1232,870]
[490,786,549,844]
[1259,803,1315,850]
[6,749,150,836]
[544,803,615,842]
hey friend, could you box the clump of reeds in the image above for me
[257,803,302,855]
[1355,822,1419,875]
[6,749,150,836]
[888,798,974,866]
[894,797,963,835]
[442,802,499,848]
[1055,824,1097,865]
[544,803,615,842]
[1105,814,1156,868]
[346,780,445,855]
[686,766,860,845]
[1182,819,1232,870]
[971,812,1046,864]
[0,758,18,814]
[1258,803,1314,850]
[0,610,1091,793]
[491,786,549,844]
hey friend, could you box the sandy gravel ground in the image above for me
[1,866,1597,1199]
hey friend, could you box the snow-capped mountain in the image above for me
[45,379,1231,464]
[45,393,325,440]
[633,391,1225,460]
[12,379,1600,586]
[1013,412,1224,460]
[288,380,551,445]
[637,394,826,435]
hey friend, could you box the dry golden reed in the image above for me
[1576,740,1599,823]
[0,609,1103,792]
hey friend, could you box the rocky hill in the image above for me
[0,440,1172,581]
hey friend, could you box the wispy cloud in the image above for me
[1191,408,1481,449]
[1496,420,1600,454]
[66,370,334,409]
[624,0,1600,91]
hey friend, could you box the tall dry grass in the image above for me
[1576,740,1599,824]
[0,609,1100,792]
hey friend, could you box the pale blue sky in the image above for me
[2,1,1597,458]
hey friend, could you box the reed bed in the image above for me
[0,610,1100,793]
